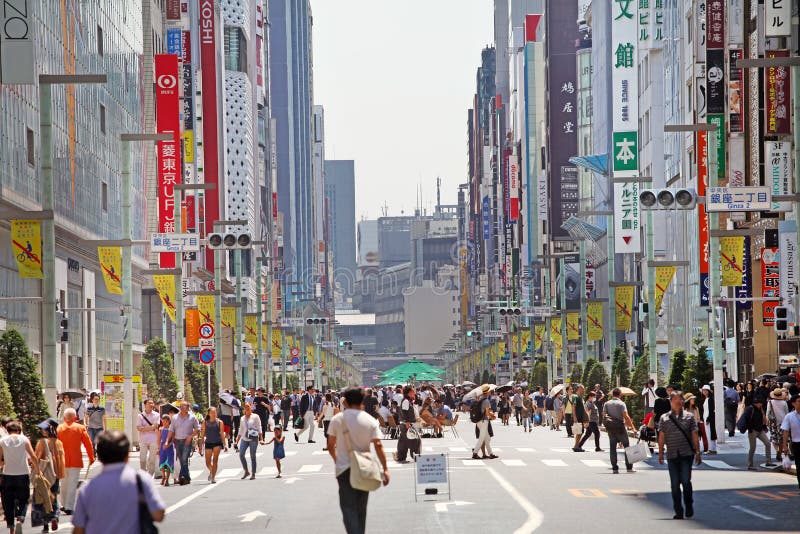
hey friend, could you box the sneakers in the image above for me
[595,448,604,452]
[765,462,777,467]
[471,453,481,460]
[50,519,59,532]
[572,447,585,452]
[308,440,316,444]
[686,505,694,518]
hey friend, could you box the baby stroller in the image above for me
[638,412,656,453]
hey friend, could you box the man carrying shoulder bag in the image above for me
[327,387,390,534]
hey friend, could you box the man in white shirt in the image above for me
[327,388,389,534]
[642,379,657,416]
[136,399,160,475]
[781,394,800,490]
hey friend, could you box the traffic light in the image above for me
[206,232,252,249]
[339,340,353,351]
[120,309,129,341]
[305,317,327,325]
[59,316,68,343]
[775,306,789,333]
[639,188,697,210]
[498,308,522,316]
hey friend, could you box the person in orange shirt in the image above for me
[57,408,94,515]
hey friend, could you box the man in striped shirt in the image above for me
[658,391,701,520]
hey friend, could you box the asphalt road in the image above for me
[24,418,799,533]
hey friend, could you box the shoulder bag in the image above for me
[668,413,696,455]
[38,440,57,487]
[340,417,383,492]
[136,474,159,534]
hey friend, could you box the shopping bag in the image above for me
[624,441,650,463]
[783,456,793,471]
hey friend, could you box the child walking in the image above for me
[159,414,175,486]
[265,425,286,478]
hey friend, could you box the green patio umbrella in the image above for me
[379,358,445,378]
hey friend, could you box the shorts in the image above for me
[205,442,223,449]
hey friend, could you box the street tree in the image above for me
[0,329,50,442]
[586,362,611,393]
[628,352,651,423]
[137,359,158,401]
[668,350,687,388]
[144,338,179,401]
[610,346,631,387]
[531,362,548,389]
[569,363,583,385]
[581,358,599,386]
[0,366,16,420]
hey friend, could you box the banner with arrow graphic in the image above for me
[97,247,122,294]
[197,295,215,327]
[153,275,176,323]
[244,315,258,345]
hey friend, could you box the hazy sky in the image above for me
[309,0,494,220]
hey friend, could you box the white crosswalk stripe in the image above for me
[580,459,609,468]
[702,460,736,470]
[501,459,526,467]
[551,448,572,453]
[218,468,242,478]
[462,459,484,466]
[515,447,536,452]
[259,466,278,476]
[449,447,468,452]
[298,464,323,473]
[312,450,329,455]
[541,459,568,467]
[190,469,203,479]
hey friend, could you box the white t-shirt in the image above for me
[328,409,380,476]
[0,434,31,476]
[642,387,656,408]
[378,405,392,421]
[780,410,800,442]
[393,393,404,405]
[240,414,262,441]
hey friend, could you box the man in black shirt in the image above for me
[363,389,379,418]
[252,387,270,433]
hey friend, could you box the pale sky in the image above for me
[309,0,494,220]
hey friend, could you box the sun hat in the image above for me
[769,388,787,400]
[683,392,696,402]
[701,385,712,392]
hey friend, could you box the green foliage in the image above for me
[182,376,195,405]
[473,372,481,386]
[481,370,490,384]
[184,358,208,412]
[569,363,583,386]
[610,347,631,388]
[531,362,548,389]
[581,358,599,386]
[144,338,179,401]
[586,362,611,393]
[628,350,651,424]
[489,373,497,384]
[138,359,158,401]
[0,330,49,442]
[668,350,687,388]
[514,369,530,383]
[0,366,16,420]
[682,340,712,396]
[273,373,298,393]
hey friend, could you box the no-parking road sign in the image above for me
[199,348,215,365]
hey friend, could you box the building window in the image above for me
[224,27,248,72]
[97,25,103,56]
[101,182,108,212]
[100,104,106,134]
[26,128,34,166]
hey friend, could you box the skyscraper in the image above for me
[325,160,357,297]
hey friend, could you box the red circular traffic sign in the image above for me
[199,323,214,339]
[199,348,215,365]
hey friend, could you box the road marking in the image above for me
[285,451,298,457]
[283,477,300,484]
[259,466,278,476]
[218,468,242,478]
[609,489,646,499]
[516,448,536,453]
[190,470,203,479]
[312,450,329,455]
[423,446,434,452]
[485,466,543,533]
[501,459,526,467]
[434,500,474,513]
[449,447,468,452]
[541,459,567,467]
[702,460,736,470]
[166,479,227,514]
[551,448,572,453]
[568,488,607,498]
[731,505,774,520]
[462,459,484,466]
[735,490,787,501]
[298,464,322,473]
[580,459,608,468]
[239,510,267,523]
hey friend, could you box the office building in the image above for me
[325,160,357,298]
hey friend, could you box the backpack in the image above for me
[545,396,554,411]
[736,406,751,434]
[470,400,484,423]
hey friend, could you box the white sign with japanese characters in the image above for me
[613,182,641,253]
[611,0,638,133]
[765,0,791,37]
[765,141,792,212]
[705,186,771,212]
[150,233,200,253]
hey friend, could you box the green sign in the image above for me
[708,114,725,180]
[613,131,639,173]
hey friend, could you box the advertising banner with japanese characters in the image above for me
[155,54,181,268]
[153,275,177,323]
[613,181,640,253]
[736,237,752,311]
[508,155,520,222]
[720,236,745,287]
[615,285,634,332]
[221,307,236,330]
[765,50,791,135]
[779,220,798,305]
[766,141,792,212]
[765,0,791,37]
[546,1,578,239]
[706,0,724,49]
[10,220,42,279]
[586,302,603,341]
[761,247,780,326]
[197,295,215,327]
[654,266,677,313]
[728,49,743,132]
[566,312,580,341]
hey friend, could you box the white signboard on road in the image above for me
[416,454,448,485]
[484,330,503,339]
[150,233,200,253]
[281,318,305,328]
[706,187,771,212]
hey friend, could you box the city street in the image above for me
[26,419,797,534]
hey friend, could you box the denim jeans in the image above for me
[174,440,192,482]
[667,455,694,515]
[337,469,369,534]
[87,427,102,453]
[239,439,258,473]
[608,431,632,470]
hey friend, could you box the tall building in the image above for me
[325,160,357,298]
[269,0,316,300]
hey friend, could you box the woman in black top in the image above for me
[653,387,671,430]
[200,407,227,483]
[743,382,756,407]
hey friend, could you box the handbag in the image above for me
[625,441,650,463]
[571,422,583,435]
[38,440,57,487]
[782,455,793,470]
[136,474,158,534]
[244,416,260,440]
[294,416,305,429]
[341,418,383,492]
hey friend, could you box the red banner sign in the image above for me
[155,54,181,268]
[765,50,791,135]
[200,0,221,270]
[762,247,780,326]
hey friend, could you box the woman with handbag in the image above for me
[562,385,574,437]
[236,402,264,480]
[767,388,790,462]
[320,393,338,451]
[33,419,65,533]
[0,421,40,534]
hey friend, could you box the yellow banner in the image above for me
[587,302,604,341]
[97,247,122,294]
[566,312,580,341]
[181,131,194,163]
[153,275,176,323]
[221,307,236,329]
[197,295,215,327]
[654,266,677,313]
[244,316,258,345]
[271,329,282,360]
[306,344,315,364]
[10,220,43,279]
[520,330,530,349]
[551,318,563,350]
[720,236,745,287]
[533,323,545,350]
[615,285,634,332]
